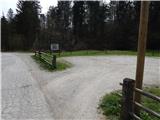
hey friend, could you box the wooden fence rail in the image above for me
[35,51,56,69]
[120,78,160,120]
[135,88,160,102]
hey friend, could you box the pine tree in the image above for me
[16,0,41,50]
[1,16,9,50]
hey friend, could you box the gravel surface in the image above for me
[2,53,160,120]
[1,53,54,120]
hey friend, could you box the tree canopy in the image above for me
[1,1,160,51]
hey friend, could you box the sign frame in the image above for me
[50,43,59,52]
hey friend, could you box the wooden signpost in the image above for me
[134,1,150,115]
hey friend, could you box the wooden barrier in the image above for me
[35,51,56,69]
[120,78,160,120]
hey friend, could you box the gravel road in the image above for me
[2,53,160,120]
[1,53,54,120]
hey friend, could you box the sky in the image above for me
[0,0,58,16]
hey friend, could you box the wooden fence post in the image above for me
[121,78,135,120]
[35,51,36,56]
[38,51,41,58]
[52,55,56,69]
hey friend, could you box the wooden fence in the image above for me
[120,78,160,120]
[35,51,56,69]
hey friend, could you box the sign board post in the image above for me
[134,1,150,115]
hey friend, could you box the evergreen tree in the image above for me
[1,16,9,50]
[16,0,41,50]
[7,8,14,22]
[72,1,86,49]
[148,2,160,50]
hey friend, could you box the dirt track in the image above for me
[2,53,160,120]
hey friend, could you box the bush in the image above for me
[99,92,121,119]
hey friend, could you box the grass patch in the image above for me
[48,50,160,57]
[99,91,122,120]
[99,86,160,120]
[140,86,160,120]
[31,55,72,71]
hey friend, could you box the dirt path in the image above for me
[2,53,160,120]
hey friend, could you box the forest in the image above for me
[1,0,160,51]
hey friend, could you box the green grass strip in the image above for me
[47,50,160,58]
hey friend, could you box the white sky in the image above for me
[0,0,58,17]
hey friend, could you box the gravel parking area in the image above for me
[2,53,160,120]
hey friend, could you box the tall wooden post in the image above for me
[134,1,150,115]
